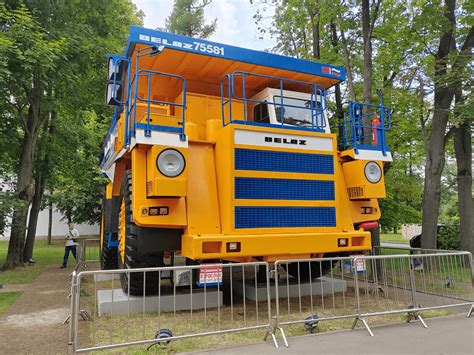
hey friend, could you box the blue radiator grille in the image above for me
[234,149,334,174]
[235,178,334,200]
[235,206,336,229]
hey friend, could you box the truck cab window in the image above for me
[253,102,270,124]
[273,96,315,128]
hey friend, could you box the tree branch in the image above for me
[413,28,437,57]
[368,0,382,40]
[452,25,474,71]
[444,125,455,147]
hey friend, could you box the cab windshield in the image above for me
[273,96,322,128]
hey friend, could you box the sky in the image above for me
[132,0,275,50]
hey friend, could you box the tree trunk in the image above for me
[454,121,473,254]
[420,0,456,250]
[361,0,372,105]
[340,29,356,102]
[361,0,374,143]
[4,130,37,268]
[420,98,452,249]
[329,21,344,146]
[47,200,53,245]
[3,75,42,269]
[0,206,7,237]
[23,110,55,262]
[308,6,320,60]
[23,171,44,262]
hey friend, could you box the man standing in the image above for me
[60,223,79,268]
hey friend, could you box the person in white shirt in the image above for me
[60,223,79,268]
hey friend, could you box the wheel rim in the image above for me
[119,198,126,264]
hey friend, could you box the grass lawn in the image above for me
[380,233,407,243]
[0,239,65,284]
[0,291,22,316]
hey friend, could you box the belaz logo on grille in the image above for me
[265,136,307,145]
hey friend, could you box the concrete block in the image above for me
[233,276,347,302]
[94,274,120,282]
[97,287,223,316]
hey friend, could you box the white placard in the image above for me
[234,129,333,152]
[354,255,367,273]
[198,265,223,285]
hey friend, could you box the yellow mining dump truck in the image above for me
[100,26,392,294]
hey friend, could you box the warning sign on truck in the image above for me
[197,264,223,287]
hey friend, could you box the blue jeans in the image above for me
[62,245,77,266]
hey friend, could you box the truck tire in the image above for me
[100,191,118,270]
[118,171,164,295]
[284,260,333,281]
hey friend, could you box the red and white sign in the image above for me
[354,255,367,273]
[199,265,223,285]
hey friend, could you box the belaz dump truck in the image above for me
[100,26,392,294]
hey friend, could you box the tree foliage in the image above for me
[165,0,217,38]
[259,0,473,247]
[0,0,143,268]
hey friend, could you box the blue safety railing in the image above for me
[342,90,391,156]
[125,45,187,144]
[220,71,327,132]
[127,69,186,141]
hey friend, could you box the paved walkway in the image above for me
[191,315,473,355]
[0,266,72,354]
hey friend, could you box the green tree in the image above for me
[165,0,217,38]
[418,0,473,252]
[1,0,143,268]
[0,3,63,268]
[262,1,473,250]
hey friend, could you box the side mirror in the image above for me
[108,57,126,82]
[106,82,123,106]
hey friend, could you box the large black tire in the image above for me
[284,260,334,281]
[118,171,164,295]
[100,190,118,270]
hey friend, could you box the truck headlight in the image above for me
[364,162,382,183]
[157,149,185,177]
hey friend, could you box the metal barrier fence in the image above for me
[352,251,473,335]
[273,256,359,346]
[69,262,272,353]
[73,237,100,273]
[64,237,101,326]
[68,250,473,352]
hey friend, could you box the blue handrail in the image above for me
[124,45,187,144]
[342,93,391,156]
[126,69,186,143]
[220,71,327,132]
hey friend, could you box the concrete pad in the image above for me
[233,276,347,301]
[94,274,120,282]
[97,287,223,316]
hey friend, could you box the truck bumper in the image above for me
[182,230,371,261]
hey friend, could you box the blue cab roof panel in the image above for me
[124,26,346,86]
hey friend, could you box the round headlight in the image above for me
[364,161,382,183]
[156,149,185,177]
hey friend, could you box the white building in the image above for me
[1,206,99,240]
